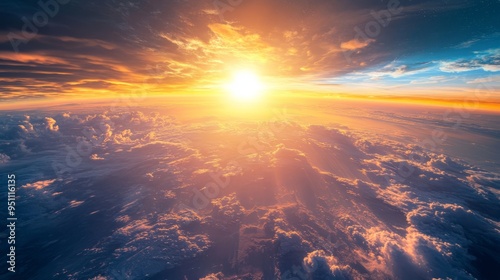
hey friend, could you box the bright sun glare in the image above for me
[227,70,264,102]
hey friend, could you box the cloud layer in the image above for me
[1,100,499,279]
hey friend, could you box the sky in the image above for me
[0,0,499,104]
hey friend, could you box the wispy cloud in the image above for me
[440,49,500,73]
[453,39,480,49]
[367,61,434,79]
[410,76,455,85]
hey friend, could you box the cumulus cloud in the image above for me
[275,228,311,256]
[90,154,105,160]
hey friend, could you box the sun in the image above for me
[227,70,264,102]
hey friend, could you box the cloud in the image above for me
[106,217,211,277]
[0,153,10,164]
[174,23,273,57]
[340,38,375,50]
[410,76,455,85]
[1,103,499,279]
[44,117,59,132]
[275,228,311,256]
[367,61,433,79]
[22,179,56,190]
[69,200,84,208]
[0,52,67,64]
[211,193,244,222]
[90,154,105,160]
[303,250,353,279]
[466,75,500,84]
[0,0,496,100]
[453,39,480,49]
[440,49,500,73]
[199,272,225,280]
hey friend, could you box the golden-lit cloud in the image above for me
[340,38,375,50]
